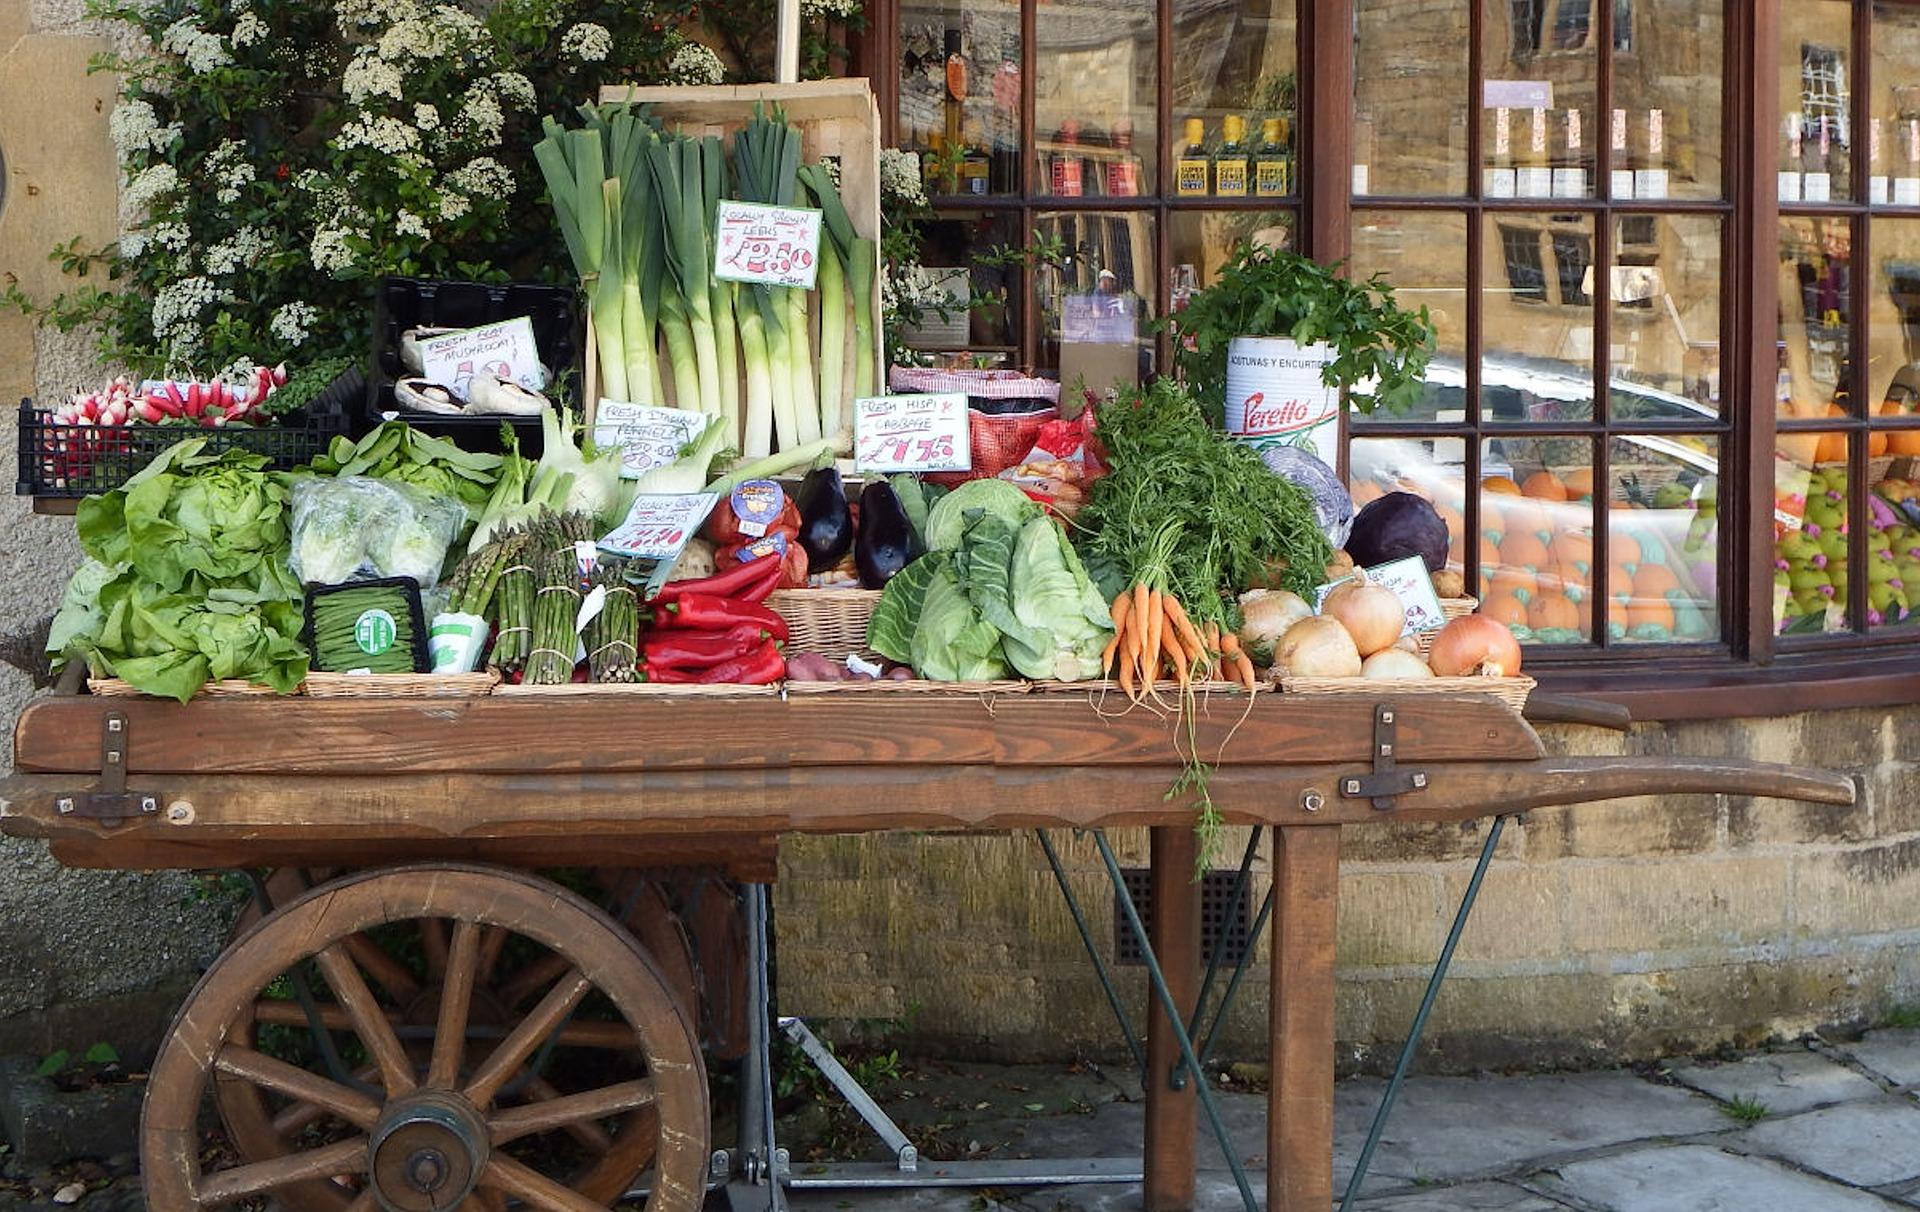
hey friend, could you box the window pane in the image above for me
[897,212,1024,366]
[1870,3,1920,207]
[1483,212,1596,421]
[1033,210,1156,391]
[1481,438,1598,643]
[1036,0,1156,197]
[1774,430,1852,635]
[1611,0,1722,200]
[1867,217,1920,631]
[1350,437,1469,583]
[1606,436,1720,643]
[1482,1,1598,201]
[1351,211,1469,423]
[900,0,1021,196]
[1171,0,1296,201]
[1170,211,1295,301]
[1609,214,1723,421]
[1354,0,1468,197]
[1777,215,1854,420]
[1778,2,1853,203]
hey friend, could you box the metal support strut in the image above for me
[1338,814,1511,1211]
[1034,829,1148,1082]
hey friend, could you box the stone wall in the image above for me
[776,706,1920,1074]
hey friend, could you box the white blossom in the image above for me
[151,222,191,252]
[801,0,861,20]
[377,5,485,60]
[413,102,441,131]
[878,147,928,210]
[343,50,405,103]
[814,156,842,188]
[230,11,267,48]
[667,41,725,86]
[161,18,233,74]
[269,302,319,346]
[437,191,471,221]
[456,88,505,142]
[493,72,536,108]
[309,224,358,276]
[446,156,514,199]
[120,232,148,259]
[335,0,422,31]
[395,209,430,240]
[560,22,612,62]
[203,225,271,274]
[203,140,257,205]
[123,162,182,213]
[151,276,219,351]
[338,114,423,156]
[109,100,179,160]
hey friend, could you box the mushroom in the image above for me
[398,326,459,375]
[394,378,464,414]
[466,375,547,416]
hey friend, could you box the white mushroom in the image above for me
[465,375,547,416]
[394,378,464,414]
[398,326,460,374]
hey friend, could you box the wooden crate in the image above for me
[585,80,885,423]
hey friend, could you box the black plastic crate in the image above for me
[369,277,583,455]
[14,367,360,499]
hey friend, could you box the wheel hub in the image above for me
[368,1090,490,1212]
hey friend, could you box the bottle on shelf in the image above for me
[942,28,965,143]
[1050,119,1084,197]
[1106,118,1140,197]
[1802,114,1833,203]
[960,143,990,196]
[1516,106,1552,198]
[1486,106,1517,198]
[1255,116,1290,197]
[1610,107,1634,198]
[1779,113,1805,202]
[1898,119,1920,206]
[1176,118,1211,197]
[1214,114,1250,198]
[1636,107,1670,199]
[1870,117,1890,206]
[1553,107,1586,198]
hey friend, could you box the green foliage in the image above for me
[1167,243,1436,423]
[10,0,851,377]
[1722,1095,1770,1124]
[37,1044,119,1078]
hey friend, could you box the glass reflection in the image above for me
[1352,211,1468,423]
[1482,213,1596,421]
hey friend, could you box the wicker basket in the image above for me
[784,678,1027,695]
[767,588,883,661]
[87,678,288,698]
[304,671,499,698]
[494,680,779,698]
[1279,674,1534,711]
[1412,597,1481,657]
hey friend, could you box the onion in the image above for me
[1362,649,1434,679]
[1322,583,1406,656]
[1428,614,1524,677]
[1237,589,1314,663]
[1272,616,1362,678]
[1431,568,1466,598]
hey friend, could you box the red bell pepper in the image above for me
[652,554,782,605]
[640,624,776,669]
[650,594,789,640]
[643,639,785,685]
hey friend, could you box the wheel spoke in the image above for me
[491,1079,654,1146]
[420,918,450,980]
[213,1046,380,1130]
[270,1066,379,1136]
[429,920,484,1089]
[251,1000,634,1049]
[313,944,416,1096]
[477,926,510,986]
[480,1155,605,1212]
[496,952,571,1009]
[195,1136,367,1206]
[459,1191,507,1212]
[342,933,422,1004]
[463,968,591,1108]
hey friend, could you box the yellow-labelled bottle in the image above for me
[1176,118,1211,197]
[1214,114,1250,197]
[1255,117,1289,197]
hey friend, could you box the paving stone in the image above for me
[1668,1050,1885,1115]
[1532,1144,1893,1211]
[1353,1179,1568,1209]
[1738,1098,1920,1187]
[1330,1070,1726,1187]
[1842,1030,1920,1087]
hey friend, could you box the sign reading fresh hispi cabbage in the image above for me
[592,401,712,480]
[854,393,971,474]
[713,201,822,290]
[418,317,543,402]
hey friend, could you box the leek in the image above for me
[731,105,804,455]
[701,137,742,444]
[799,163,872,447]
[649,137,723,416]
[788,286,821,445]
[702,438,839,497]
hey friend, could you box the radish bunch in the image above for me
[52,363,289,429]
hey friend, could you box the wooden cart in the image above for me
[0,688,1854,1212]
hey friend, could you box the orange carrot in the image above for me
[1103,592,1131,676]
[1234,651,1258,690]
[1117,629,1138,699]
[1164,595,1206,667]
[1160,608,1189,685]
[1141,590,1164,694]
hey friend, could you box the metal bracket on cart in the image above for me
[1339,705,1430,810]
[54,711,160,824]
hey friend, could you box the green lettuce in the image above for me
[867,552,948,664]
[911,565,1007,682]
[76,573,308,702]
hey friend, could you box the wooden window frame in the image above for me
[860,0,1920,719]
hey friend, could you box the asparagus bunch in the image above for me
[586,560,640,683]
[525,543,583,686]
[444,533,519,619]
[490,530,537,674]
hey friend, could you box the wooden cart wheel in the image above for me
[146,864,708,1212]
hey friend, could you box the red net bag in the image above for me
[887,368,1061,485]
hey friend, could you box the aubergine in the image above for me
[796,466,854,569]
[856,480,916,588]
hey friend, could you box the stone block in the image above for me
[1444,863,1567,962]
[1340,817,1515,864]
[1562,857,1790,954]
[1838,1028,1920,1087]
[1793,841,1920,938]
[0,1056,143,1168]
[1667,1049,1884,1115]
[1336,870,1444,967]
[1737,1097,1920,1187]
[1868,761,1920,838]
[1726,791,1872,848]
[1533,1144,1892,1212]
[1522,795,1722,860]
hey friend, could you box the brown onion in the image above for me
[1322,583,1406,656]
[1361,649,1434,679]
[1272,616,1362,678]
[1427,614,1523,677]
[1238,589,1314,663]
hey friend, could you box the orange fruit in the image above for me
[1550,531,1594,574]
[1486,565,1538,600]
[1561,468,1596,498]
[1891,431,1920,456]
[1482,591,1531,627]
[1630,562,1680,597]
[1608,561,1637,597]
[1547,560,1590,597]
[1522,471,1569,500]
[1528,592,1581,631]
[1483,475,1524,496]
[1500,532,1552,570]
[1870,430,1891,457]
[1608,530,1643,569]
[1626,598,1675,633]
[1815,431,1848,463]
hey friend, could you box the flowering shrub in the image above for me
[12,0,853,379]
[877,145,943,366]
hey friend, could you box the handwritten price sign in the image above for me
[418,316,544,402]
[599,492,717,564]
[713,201,823,290]
[853,393,972,474]
[592,400,710,480]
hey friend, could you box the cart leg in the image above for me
[728,882,785,1211]
[1144,826,1201,1211]
[1268,825,1340,1212]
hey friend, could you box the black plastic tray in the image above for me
[369,278,583,455]
[301,576,431,674]
[14,367,360,499]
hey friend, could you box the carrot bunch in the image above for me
[1101,583,1259,700]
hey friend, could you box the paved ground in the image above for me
[768,1029,1920,1210]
